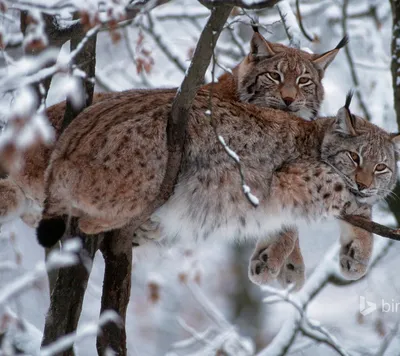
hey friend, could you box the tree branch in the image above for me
[341,215,400,241]
[200,0,280,10]
[341,0,372,121]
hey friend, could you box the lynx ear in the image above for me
[250,31,275,60]
[313,35,349,71]
[334,91,356,136]
[390,133,400,149]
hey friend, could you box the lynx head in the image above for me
[321,92,400,204]
[237,29,348,121]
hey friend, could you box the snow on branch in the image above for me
[142,12,187,73]
[167,281,255,356]
[276,0,302,48]
[200,0,281,10]
[0,238,81,307]
[40,310,121,356]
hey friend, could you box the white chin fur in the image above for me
[293,108,314,121]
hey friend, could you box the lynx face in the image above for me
[238,32,347,121]
[321,101,399,205]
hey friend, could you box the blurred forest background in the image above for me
[1,0,400,355]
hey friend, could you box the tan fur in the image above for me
[0,33,346,288]
[41,89,398,284]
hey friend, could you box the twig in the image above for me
[142,13,186,73]
[341,0,372,121]
[295,0,314,42]
[200,0,280,10]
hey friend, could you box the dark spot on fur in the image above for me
[304,176,310,182]
[323,193,331,199]
[326,179,332,184]
[317,185,322,193]
[287,263,295,270]
[239,216,246,227]
[334,183,343,192]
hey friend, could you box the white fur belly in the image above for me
[154,198,299,244]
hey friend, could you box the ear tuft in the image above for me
[251,16,259,33]
[335,35,349,50]
[313,36,348,71]
[344,90,354,110]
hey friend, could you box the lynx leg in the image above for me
[0,179,26,223]
[248,226,298,285]
[277,237,305,290]
[339,206,373,280]
[78,216,131,235]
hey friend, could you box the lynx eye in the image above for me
[375,163,387,173]
[267,72,281,82]
[298,77,311,85]
[348,151,360,165]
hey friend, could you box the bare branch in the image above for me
[200,0,280,10]
[295,0,314,42]
[341,0,372,121]
[142,13,186,73]
[341,215,400,241]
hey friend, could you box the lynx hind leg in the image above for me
[249,226,298,286]
[277,238,305,290]
[0,179,26,224]
[339,209,373,280]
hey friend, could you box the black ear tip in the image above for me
[345,90,354,109]
[251,15,259,33]
[36,218,66,248]
[336,35,349,49]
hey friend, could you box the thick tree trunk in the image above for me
[96,230,132,355]
[388,0,400,225]
[41,220,102,355]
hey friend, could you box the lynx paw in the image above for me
[340,240,369,280]
[277,260,305,291]
[133,217,162,246]
[248,245,285,285]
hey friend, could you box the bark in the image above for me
[62,20,97,131]
[96,230,132,355]
[41,21,98,355]
[388,0,400,227]
[96,5,233,355]
[41,221,102,355]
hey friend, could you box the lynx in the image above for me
[0,30,346,288]
[38,90,399,285]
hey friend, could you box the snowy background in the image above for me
[1,0,400,355]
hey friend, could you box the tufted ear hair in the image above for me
[313,35,349,71]
[334,91,357,136]
[249,30,275,61]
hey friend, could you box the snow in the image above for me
[0,0,399,355]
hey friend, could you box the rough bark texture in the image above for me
[95,6,233,355]
[41,220,102,355]
[41,22,98,354]
[388,0,400,226]
[62,24,97,131]
[96,230,132,355]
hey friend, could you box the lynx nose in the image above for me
[283,97,295,107]
[356,182,368,191]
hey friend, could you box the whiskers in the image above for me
[374,187,400,201]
